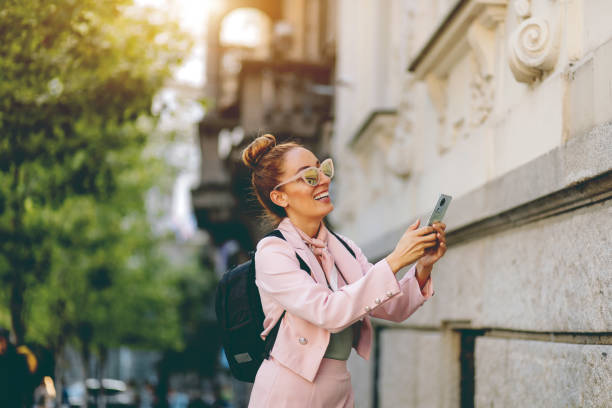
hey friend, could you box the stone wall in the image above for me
[333,1,612,406]
[475,338,611,408]
[349,128,612,407]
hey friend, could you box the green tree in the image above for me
[25,147,184,390]
[0,0,190,345]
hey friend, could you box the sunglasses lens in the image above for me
[302,168,319,186]
[321,159,334,178]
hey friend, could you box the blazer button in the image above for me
[386,291,393,298]
[298,337,308,345]
[374,298,381,304]
[364,306,371,312]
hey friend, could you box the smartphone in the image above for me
[425,194,452,226]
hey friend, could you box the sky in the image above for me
[133,0,217,87]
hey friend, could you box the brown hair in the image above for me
[241,134,300,224]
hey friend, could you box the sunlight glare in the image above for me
[220,8,267,48]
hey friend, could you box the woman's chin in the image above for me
[321,201,334,215]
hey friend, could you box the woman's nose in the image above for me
[319,171,331,185]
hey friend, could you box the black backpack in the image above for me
[215,229,356,383]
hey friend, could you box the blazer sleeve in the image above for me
[340,235,434,323]
[255,236,402,333]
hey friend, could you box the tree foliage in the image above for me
[0,0,192,356]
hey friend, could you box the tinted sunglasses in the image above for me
[273,158,334,190]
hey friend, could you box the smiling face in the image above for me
[271,147,334,225]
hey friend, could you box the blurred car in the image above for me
[65,378,136,407]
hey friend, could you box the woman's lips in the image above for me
[314,191,329,200]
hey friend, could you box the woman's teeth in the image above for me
[314,192,329,200]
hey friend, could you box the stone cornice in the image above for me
[408,0,508,79]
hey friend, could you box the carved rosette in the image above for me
[508,17,559,83]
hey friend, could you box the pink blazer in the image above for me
[255,218,434,382]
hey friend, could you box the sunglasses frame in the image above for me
[273,158,334,190]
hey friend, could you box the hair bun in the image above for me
[242,134,277,169]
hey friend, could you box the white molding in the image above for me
[508,16,560,83]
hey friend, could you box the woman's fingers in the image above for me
[424,240,437,248]
[420,234,437,243]
[431,222,446,233]
[430,222,444,231]
[432,221,445,228]
[415,226,436,236]
[402,220,421,238]
[421,235,437,245]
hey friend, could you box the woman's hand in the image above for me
[415,222,447,286]
[418,222,447,268]
[386,219,438,274]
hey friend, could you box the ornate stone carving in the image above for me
[508,17,560,83]
[467,20,497,126]
[408,1,509,154]
[469,72,494,127]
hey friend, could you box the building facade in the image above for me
[332,0,611,407]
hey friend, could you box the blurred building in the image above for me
[191,0,337,255]
[332,0,611,407]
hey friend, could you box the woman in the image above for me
[242,135,447,407]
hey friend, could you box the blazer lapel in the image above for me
[327,230,363,284]
[295,247,328,287]
[277,219,328,287]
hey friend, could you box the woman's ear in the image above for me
[270,190,288,208]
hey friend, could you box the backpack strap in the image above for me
[265,229,284,240]
[264,230,311,275]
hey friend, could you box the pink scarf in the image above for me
[292,222,339,289]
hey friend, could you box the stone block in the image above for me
[475,337,612,408]
[377,329,460,408]
[398,238,485,327]
[475,200,611,331]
